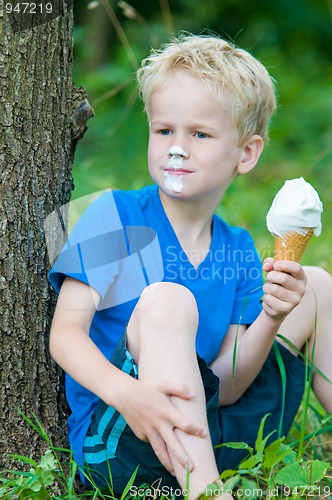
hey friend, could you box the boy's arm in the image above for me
[210,258,307,406]
[50,277,205,474]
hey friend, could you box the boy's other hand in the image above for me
[262,258,307,321]
[116,377,207,475]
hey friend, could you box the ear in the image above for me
[236,135,264,175]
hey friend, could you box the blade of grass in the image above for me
[184,464,190,500]
[159,0,174,34]
[118,2,160,46]
[232,286,263,382]
[6,454,38,467]
[100,0,138,70]
[288,425,332,448]
[272,342,287,439]
[93,78,133,108]
[231,302,247,383]
[16,408,51,444]
[119,465,139,500]
[276,335,331,384]
[297,340,311,459]
[106,86,138,138]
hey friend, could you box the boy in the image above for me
[49,34,332,499]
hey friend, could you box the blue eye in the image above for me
[195,132,208,139]
[160,129,171,136]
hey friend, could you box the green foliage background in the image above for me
[72,0,332,271]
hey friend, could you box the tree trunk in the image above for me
[0,1,93,468]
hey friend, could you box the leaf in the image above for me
[263,440,294,468]
[218,441,254,453]
[240,478,261,499]
[120,465,139,500]
[39,450,57,471]
[219,469,238,480]
[38,469,56,488]
[239,453,263,470]
[29,476,43,493]
[222,475,241,492]
[255,413,276,454]
[282,446,297,465]
[304,460,330,484]
[274,460,330,487]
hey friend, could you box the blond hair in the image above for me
[136,33,277,145]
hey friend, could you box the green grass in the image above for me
[0,402,331,499]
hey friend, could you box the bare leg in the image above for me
[127,282,232,499]
[277,266,332,413]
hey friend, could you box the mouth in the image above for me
[163,168,193,176]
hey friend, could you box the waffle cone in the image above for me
[274,228,314,262]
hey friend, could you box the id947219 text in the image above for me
[4,1,70,31]
[5,3,53,14]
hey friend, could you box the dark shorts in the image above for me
[83,334,306,494]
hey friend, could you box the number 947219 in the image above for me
[6,3,53,14]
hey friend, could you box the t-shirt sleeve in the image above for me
[48,191,126,299]
[48,190,165,310]
[230,230,263,325]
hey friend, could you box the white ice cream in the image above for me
[163,146,188,193]
[266,177,323,237]
[164,171,184,193]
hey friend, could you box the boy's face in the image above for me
[147,69,248,204]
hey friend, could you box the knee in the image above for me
[136,282,198,327]
[304,266,331,287]
[303,266,332,307]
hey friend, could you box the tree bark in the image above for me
[0,1,93,468]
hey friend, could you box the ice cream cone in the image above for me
[274,228,314,262]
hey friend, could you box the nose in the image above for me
[167,145,189,159]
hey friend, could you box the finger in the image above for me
[263,280,297,300]
[264,277,303,303]
[263,292,291,312]
[149,433,175,475]
[160,380,196,400]
[263,257,274,272]
[272,260,307,281]
[265,270,306,298]
[161,427,193,472]
[262,290,301,316]
[265,270,298,291]
[158,381,208,437]
[167,407,207,438]
[262,296,291,318]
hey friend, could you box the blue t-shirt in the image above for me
[49,184,263,467]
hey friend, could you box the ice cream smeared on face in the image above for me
[164,172,184,193]
[266,177,323,262]
[164,145,188,193]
